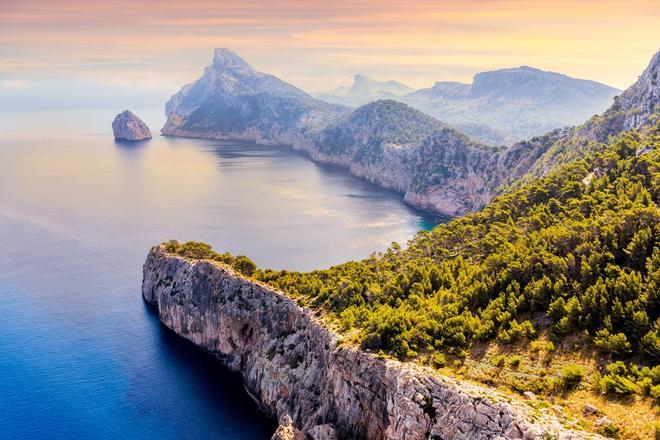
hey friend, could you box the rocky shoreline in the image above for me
[159,125,474,217]
[142,245,603,440]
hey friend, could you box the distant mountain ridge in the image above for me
[318,74,415,107]
[163,48,659,216]
[316,66,620,144]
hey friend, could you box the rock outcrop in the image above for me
[142,245,603,440]
[112,110,152,141]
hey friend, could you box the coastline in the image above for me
[142,244,603,440]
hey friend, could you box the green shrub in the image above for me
[599,375,639,395]
[593,330,632,356]
[164,239,180,253]
[508,355,522,368]
[558,364,585,391]
[603,423,619,436]
[234,255,257,276]
[650,384,660,405]
[429,352,447,368]
[491,355,506,368]
[498,320,536,343]
[641,329,660,360]
[599,364,640,396]
[530,340,555,353]
[177,241,214,259]
[165,241,259,278]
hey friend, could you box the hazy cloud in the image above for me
[1,0,658,103]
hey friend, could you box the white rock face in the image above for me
[112,110,152,141]
[142,245,604,440]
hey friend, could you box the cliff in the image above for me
[142,245,603,440]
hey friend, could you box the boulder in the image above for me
[583,403,598,416]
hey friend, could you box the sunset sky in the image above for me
[1,0,658,108]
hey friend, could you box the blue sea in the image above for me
[0,108,439,439]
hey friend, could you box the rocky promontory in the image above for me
[142,245,603,440]
[112,110,152,141]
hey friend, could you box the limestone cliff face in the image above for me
[142,246,601,440]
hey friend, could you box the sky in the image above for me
[1,0,658,109]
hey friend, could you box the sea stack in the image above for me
[112,110,152,141]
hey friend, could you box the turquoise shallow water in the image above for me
[0,108,440,439]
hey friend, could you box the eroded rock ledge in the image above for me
[142,245,601,440]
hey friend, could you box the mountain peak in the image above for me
[645,49,660,77]
[212,48,251,70]
[353,74,373,84]
[512,65,542,72]
[470,65,619,100]
[608,49,659,131]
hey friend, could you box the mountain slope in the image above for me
[157,51,660,439]
[162,48,349,145]
[310,100,453,191]
[162,49,499,213]
[521,50,660,179]
[401,66,620,144]
[254,126,660,439]
[316,66,620,145]
[404,51,659,213]
[165,125,659,439]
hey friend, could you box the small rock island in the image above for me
[112,110,152,141]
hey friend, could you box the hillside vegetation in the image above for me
[257,128,658,367]
[161,124,659,438]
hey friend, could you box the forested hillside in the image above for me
[254,127,659,437]
[257,128,658,366]
[164,126,659,437]
[161,50,659,438]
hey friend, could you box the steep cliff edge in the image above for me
[142,245,602,440]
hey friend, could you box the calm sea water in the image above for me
[0,108,439,439]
